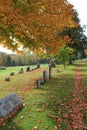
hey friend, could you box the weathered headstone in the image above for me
[49,65,52,79]
[18,68,23,74]
[0,100,12,117]
[10,72,14,76]
[36,79,41,89]
[0,66,6,70]
[8,94,22,108]
[37,64,40,69]
[26,67,30,72]
[0,94,22,118]
[5,77,10,81]
[43,71,48,83]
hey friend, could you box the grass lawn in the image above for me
[0,62,87,130]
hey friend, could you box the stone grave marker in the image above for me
[26,67,30,72]
[18,68,23,74]
[49,65,52,79]
[10,72,14,76]
[0,94,22,118]
[0,99,13,117]
[8,94,22,108]
[37,64,40,69]
[36,79,41,89]
[5,77,10,81]
[43,71,48,83]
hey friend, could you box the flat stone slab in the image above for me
[0,94,22,118]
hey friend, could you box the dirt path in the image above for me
[67,66,87,130]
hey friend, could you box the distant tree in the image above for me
[11,60,16,66]
[18,57,23,66]
[6,55,12,66]
[0,52,7,66]
[56,47,74,69]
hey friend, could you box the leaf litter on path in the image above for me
[67,66,87,130]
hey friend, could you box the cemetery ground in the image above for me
[0,62,87,130]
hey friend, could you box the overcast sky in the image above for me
[0,46,14,54]
[68,0,87,35]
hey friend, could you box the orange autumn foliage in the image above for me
[0,0,78,55]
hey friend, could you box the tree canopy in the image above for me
[0,0,78,55]
[60,10,87,57]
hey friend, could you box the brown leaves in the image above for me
[47,114,62,128]
[67,66,87,129]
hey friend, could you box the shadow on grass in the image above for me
[43,71,87,129]
[41,74,74,129]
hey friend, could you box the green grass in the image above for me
[0,63,80,130]
[79,61,87,125]
[0,64,48,76]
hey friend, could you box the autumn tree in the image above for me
[0,0,77,55]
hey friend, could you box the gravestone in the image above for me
[49,65,52,79]
[0,99,13,117]
[26,67,30,72]
[43,71,48,83]
[36,79,41,89]
[10,72,14,76]
[5,77,10,81]
[8,94,22,108]
[37,64,40,69]
[18,68,23,74]
[0,94,22,118]
[0,66,6,70]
